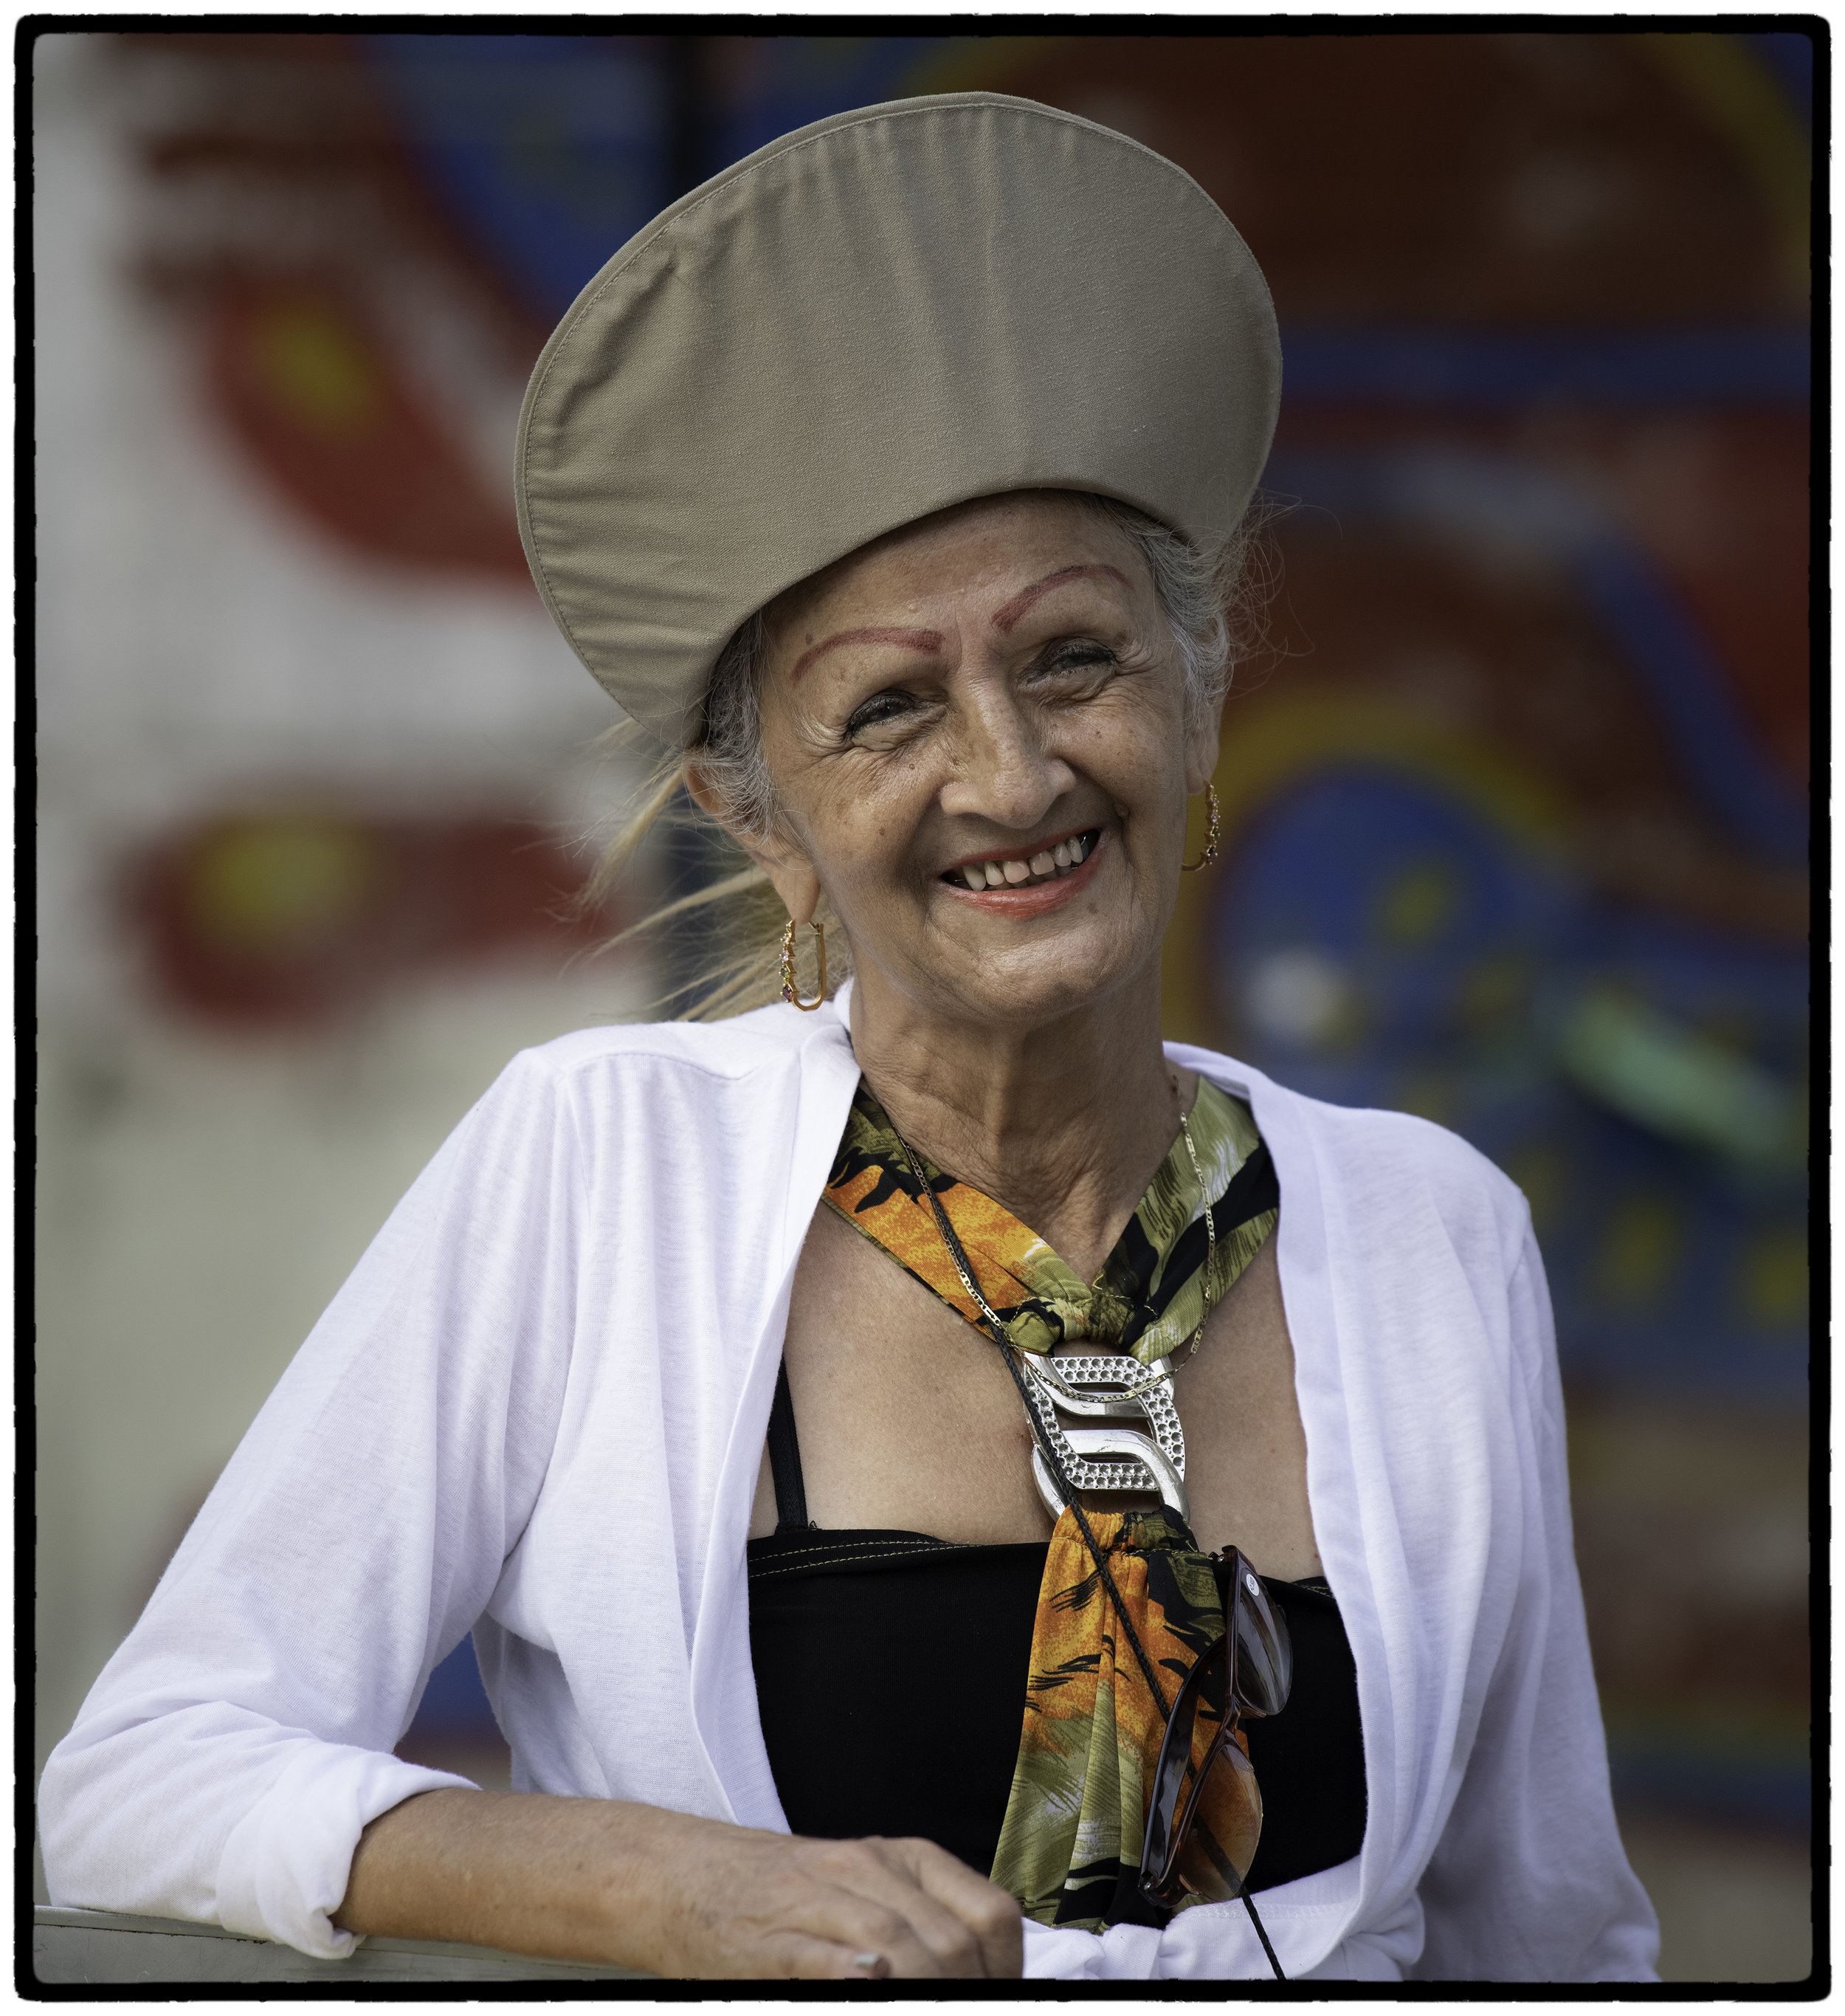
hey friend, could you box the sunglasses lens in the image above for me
[1173,1733,1262,1904]
[1141,1631,1266,1909]
[1228,1560,1293,1719]
[1141,1557,1294,1914]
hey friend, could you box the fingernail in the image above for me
[852,1951,889,1978]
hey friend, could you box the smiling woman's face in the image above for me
[748,491,1221,1034]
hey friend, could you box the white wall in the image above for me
[33,33,657,1789]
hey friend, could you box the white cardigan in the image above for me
[40,989,1659,1981]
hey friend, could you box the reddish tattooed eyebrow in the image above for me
[789,626,944,684]
[992,563,1133,635]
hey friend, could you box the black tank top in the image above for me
[748,1363,1366,1894]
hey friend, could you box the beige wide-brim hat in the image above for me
[516,92,1280,750]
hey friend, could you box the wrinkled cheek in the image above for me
[812,869,931,974]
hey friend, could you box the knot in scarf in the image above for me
[824,1078,1278,1366]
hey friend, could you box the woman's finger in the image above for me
[893,1837,1025,1978]
[669,1880,930,1978]
[813,1836,1021,1978]
[756,1933,893,1981]
[801,1887,953,1978]
[838,1863,987,1975]
[653,1825,1021,1978]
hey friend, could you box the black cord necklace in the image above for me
[889,1126,1174,1713]
[885,1117,1287,1980]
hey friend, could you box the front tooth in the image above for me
[1001,859,1030,884]
[1053,842,1072,867]
[1030,851,1055,877]
[961,865,987,890]
[984,862,1005,888]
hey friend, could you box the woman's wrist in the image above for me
[335,1786,696,1970]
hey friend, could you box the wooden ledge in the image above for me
[32,1905,649,1984]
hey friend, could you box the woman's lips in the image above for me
[939,830,1107,917]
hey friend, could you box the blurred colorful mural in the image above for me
[35,30,1812,1978]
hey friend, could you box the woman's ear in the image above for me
[683,760,823,926]
[1183,687,1227,797]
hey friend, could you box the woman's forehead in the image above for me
[767,492,1146,632]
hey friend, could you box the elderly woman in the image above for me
[41,95,1658,1981]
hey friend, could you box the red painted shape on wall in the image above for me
[128,811,619,1030]
[207,283,531,581]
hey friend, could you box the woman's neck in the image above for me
[844,974,1194,1281]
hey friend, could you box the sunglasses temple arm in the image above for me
[1168,1708,1233,1869]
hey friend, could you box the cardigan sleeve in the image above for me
[37,1048,586,1959]
[1407,1217,1660,1981]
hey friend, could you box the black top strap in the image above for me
[766,1359,810,1532]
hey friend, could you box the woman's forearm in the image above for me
[336,1787,686,1971]
[334,1787,1023,1980]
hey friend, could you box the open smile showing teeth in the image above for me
[944,830,1099,892]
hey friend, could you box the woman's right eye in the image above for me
[842,691,918,739]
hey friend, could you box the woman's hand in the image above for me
[337,1789,1023,1980]
[651,1823,1023,1978]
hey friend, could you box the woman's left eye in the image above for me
[1034,642,1117,681]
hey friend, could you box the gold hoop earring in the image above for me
[1181,783,1221,873]
[779,917,827,1011]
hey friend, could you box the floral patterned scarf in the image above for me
[821,1078,1280,1930]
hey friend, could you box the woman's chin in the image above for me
[914,910,1161,1031]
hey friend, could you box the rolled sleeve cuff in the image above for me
[215,1744,477,1958]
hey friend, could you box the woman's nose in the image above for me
[936,687,1077,830]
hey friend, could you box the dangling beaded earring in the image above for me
[779,917,827,1010]
[1181,783,1221,873]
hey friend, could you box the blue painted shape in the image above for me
[1514,1105,1807,1402]
[406,1633,500,1742]
[367,35,673,321]
[1210,763,1575,1050]
[710,36,962,165]
[1213,767,1809,1403]
[361,35,973,322]
[1280,324,1810,410]
[1262,446,1809,867]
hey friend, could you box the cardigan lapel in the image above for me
[1167,1045,1383,1975]
[685,992,863,1830]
